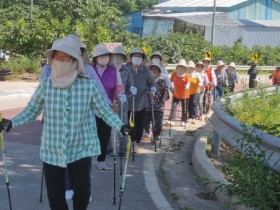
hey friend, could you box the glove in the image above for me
[129,86,137,96]
[119,93,127,103]
[0,118,12,132]
[120,124,135,136]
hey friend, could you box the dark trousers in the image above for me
[202,89,212,113]
[169,97,189,122]
[188,93,199,119]
[128,109,145,143]
[96,116,112,162]
[44,157,91,210]
[144,110,163,138]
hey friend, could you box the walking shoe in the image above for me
[165,120,174,126]
[65,189,74,200]
[96,161,107,170]
[118,152,126,159]
[180,121,186,127]
[89,195,92,203]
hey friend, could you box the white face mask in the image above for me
[51,60,78,88]
[204,64,210,70]
[196,67,203,72]
[176,66,186,77]
[132,57,142,66]
[97,56,109,66]
[152,58,160,65]
[113,55,123,66]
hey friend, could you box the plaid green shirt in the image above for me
[12,76,124,167]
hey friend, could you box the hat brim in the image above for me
[45,45,80,61]
[92,52,112,58]
[149,64,162,72]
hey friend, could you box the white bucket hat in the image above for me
[44,37,84,75]
[66,34,89,64]
[177,59,188,69]
[92,44,111,58]
[187,61,196,68]
[149,63,162,72]
[112,45,127,59]
[130,48,146,59]
[217,60,225,67]
[196,61,204,67]
[150,51,162,60]
[203,57,211,62]
[228,62,236,69]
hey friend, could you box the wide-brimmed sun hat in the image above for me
[130,48,146,59]
[217,60,225,67]
[66,34,89,64]
[228,62,236,69]
[203,57,211,62]
[92,44,111,58]
[150,51,162,60]
[187,61,196,68]
[196,61,204,67]
[177,59,188,69]
[149,63,162,72]
[112,45,127,60]
[44,37,84,74]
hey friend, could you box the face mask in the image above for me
[152,58,160,65]
[176,66,186,77]
[132,57,142,66]
[204,64,210,70]
[196,67,203,72]
[97,56,109,66]
[51,60,78,88]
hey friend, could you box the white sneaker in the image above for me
[89,195,92,203]
[165,120,175,126]
[96,161,107,170]
[65,189,74,200]
[180,121,186,127]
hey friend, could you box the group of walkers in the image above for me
[0,33,279,210]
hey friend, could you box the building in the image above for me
[124,0,280,47]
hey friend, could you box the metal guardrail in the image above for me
[210,86,280,171]
[166,64,276,71]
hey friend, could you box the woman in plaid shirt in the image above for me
[0,37,132,210]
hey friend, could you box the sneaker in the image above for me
[96,161,107,170]
[180,121,186,127]
[118,152,126,159]
[65,189,74,200]
[89,195,92,203]
[165,120,175,126]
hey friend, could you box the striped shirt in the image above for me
[11,76,124,167]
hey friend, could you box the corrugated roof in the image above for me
[239,19,280,27]
[154,0,248,8]
[143,12,244,27]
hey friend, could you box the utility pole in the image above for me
[30,0,33,20]
[211,0,216,45]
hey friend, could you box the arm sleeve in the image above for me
[84,64,111,105]
[198,73,203,87]
[40,64,51,82]
[146,66,156,89]
[11,82,45,128]
[161,66,173,88]
[211,69,217,86]
[91,82,124,132]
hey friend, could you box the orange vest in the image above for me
[272,70,280,85]
[205,66,213,90]
[189,74,200,95]
[170,72,190,99]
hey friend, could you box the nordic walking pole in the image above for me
[0,114,12,210]
[129,86,137,162]
[150,93,156,152]
[118,121,134,210]
[119,95,124,176]
[39,164,45,203]
[184,97,187,130]
[113,128,117,205]
[159,90,167,148]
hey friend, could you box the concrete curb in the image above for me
[192,129,250,210]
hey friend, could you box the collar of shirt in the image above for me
[96,64,107,77]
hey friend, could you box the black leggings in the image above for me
[96,116,112,162]
[44,157,91,210]
[128,109,145,143]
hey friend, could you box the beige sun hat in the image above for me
[228,62,236,69]
[112,45,127,59]
[44,37,84,74]
[92,44,111,58]
[130,48,146,59]
[203,57,211,62]
[177,59,188,69]
[149,63,162,72]
[67,34,89,64]
[196,61,204,67]
[187,60,196,68]
[150,51,162,60]
[217,60,225,67]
